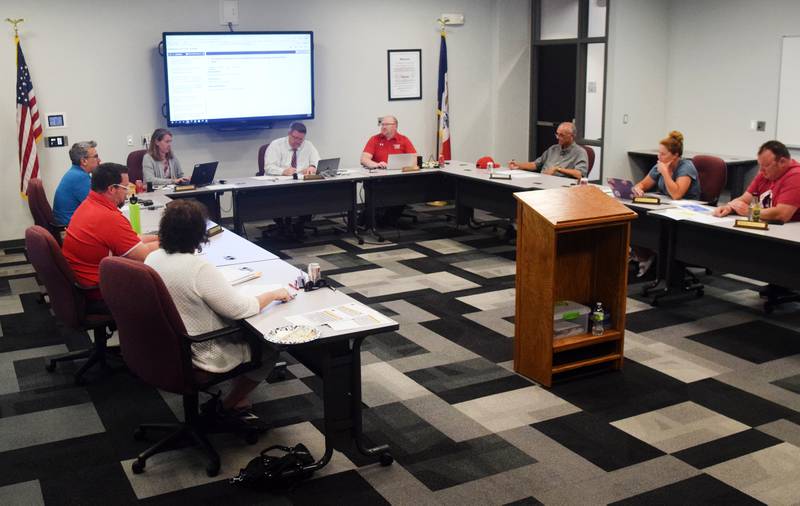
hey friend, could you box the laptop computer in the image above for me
[606,177,635,200]
[386,153,417,170]
[184,161,218,188]
[317,158,340,177]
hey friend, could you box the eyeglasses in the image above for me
[381,122,397,127]
[84,154,100,159]
[111,184,128,191]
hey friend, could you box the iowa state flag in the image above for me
[436,30,451,160]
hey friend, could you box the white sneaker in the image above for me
[637,256,655,278]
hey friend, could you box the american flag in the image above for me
[16,36,42,197]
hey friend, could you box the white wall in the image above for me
[0,0,530,242]
[666,0,800,158]
[603,0,670,181]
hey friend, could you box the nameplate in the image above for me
[632,196,661,205]
[734,219,768,230]
[207,224,224,237]
[489,173,512,180]
[174,184,196,192]
[302,174,324,181]
[401,165,420,173]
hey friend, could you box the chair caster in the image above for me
[133,428,146,441]
[132,459,145,474]
[358,237,365,245]
[695,289,704,298]
[376,234,384,242]
[379,452,394,467]
[74,376,86,386]
[764,302,775,314]
[45,362,56,372]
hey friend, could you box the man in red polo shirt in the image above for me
[360,116,416,226]
[62,163,159,302]
[360,116,416,169]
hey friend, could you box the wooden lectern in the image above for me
[513,186,636,387]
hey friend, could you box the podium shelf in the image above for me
[551,353,623,374]
[553,330,622,352]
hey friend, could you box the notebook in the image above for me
[386,153,417,170]
[317,158,340,177]
[179,161,218,188]
[219,265,261,285]
[606,177,635,200]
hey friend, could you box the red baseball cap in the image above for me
[476,156,497,169]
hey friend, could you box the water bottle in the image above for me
[129,202,141,234]
[749,193,761,222]
[592,302,604,336]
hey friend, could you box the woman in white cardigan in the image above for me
[145,199,292,418]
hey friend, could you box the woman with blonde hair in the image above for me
[631,130,701,276]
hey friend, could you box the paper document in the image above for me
[251,175,286,181]
[220,265,261,285]
[285,302,392,331]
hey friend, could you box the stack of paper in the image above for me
[219,265,261,285]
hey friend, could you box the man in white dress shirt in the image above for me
[263,122,320,238]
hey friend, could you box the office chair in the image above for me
[99,257,265,477]
[27,178,66,246]
[24,226,117,385]
[126,149,147,184]
[581,145,596,177]
[693,155,727,206]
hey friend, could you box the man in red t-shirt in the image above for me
[62,163,159,302]
[360,116,417,226]
[714,140,800,222]
[360,116,416,169]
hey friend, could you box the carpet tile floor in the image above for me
[1,208,799,504]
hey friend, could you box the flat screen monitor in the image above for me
[162,31,314,127]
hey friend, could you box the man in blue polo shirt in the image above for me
[53,141,100,225]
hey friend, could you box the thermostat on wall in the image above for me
[47,113,66,128]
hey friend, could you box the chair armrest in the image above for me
[75,282,99,291]
[50,222,67,232]
[185,324,265,367]
[185,325,244,343]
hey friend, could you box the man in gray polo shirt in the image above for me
[508,122,588,179]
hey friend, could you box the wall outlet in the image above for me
[126,135,134,146]
[622,113,629,124]
[756,120,766,132]
[220,0,239,25]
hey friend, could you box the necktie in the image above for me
[291,149,297,169]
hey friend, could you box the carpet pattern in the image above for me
[1,207,800,505]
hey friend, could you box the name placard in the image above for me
[489,173,512,180]
[401,165,420,173]
[174,184,196,192]
[734,219,769,230]
[632,196,661,205]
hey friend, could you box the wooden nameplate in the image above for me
[402,165,420,173]
[302,174,324,180]
[174,184,196,192]
[489,172,512,180]
[734,219,768,230]
[632,196,661,204]
[207,224,224,237]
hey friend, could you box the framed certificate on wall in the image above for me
[387,49,422,101]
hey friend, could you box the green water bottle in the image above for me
[129,202,141,234]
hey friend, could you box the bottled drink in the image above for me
[438,154,445,167]
[592,302,604,336]
[750,194,761,222]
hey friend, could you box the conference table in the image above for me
[154,160,799,311]
[627,148,758,197]
[133,193,399,472]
